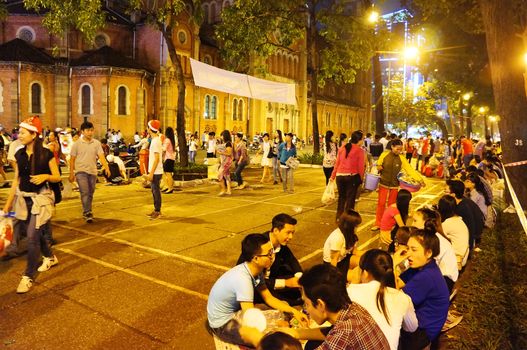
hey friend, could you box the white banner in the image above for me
[190,58,296,105]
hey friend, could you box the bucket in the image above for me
[364,173,380,191]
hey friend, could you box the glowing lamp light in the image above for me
[463,93,471,101]
[403,47,419,60]
[436,111,444,117]
[368,10,379,23]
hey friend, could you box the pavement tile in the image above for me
[62,271,208,344]
[0,293,162,350]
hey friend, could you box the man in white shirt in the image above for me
[207,132,216,158]
[379,132,389,150]
[146,120,163,220]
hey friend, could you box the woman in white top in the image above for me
[412,207,458,293]
[348,249,418,350]
[258,133,272,183]
[188,135,198,163]
[438,195,469,270]
[323,209,362,282]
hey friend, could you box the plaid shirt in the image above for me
[317,303,390,350]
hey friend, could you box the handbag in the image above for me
[285,157,300,170]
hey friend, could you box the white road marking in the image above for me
[57,247,209,300]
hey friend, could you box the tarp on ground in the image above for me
[190,58,296,105]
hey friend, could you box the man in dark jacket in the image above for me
[446,179,485,251]
[237,213,303,305]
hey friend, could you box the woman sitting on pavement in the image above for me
[2,116,62,293]
[393,227,450,350]
[379,189,412,250]
[463,172,491,220]
[347,249,418,350]
[411,208,458,293]
[323,209,362,282]
[329,130,365,219]
[437,195,469,270]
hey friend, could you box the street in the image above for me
[0,166,446,350]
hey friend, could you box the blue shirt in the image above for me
[401,259,449,341]
[278,142,297,165]
[207,263,265,329]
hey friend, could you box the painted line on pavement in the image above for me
[57,247,209,300]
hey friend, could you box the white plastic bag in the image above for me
[322,181,336,205]
[0,216,14,255]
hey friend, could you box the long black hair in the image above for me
[165,127,175,150]
[345,130,363,157]
[276,129,283,144]
[437,195,457,221]
[31,134,49,175]
[396,189,412,223]
[338,209,362,250]
[466,172,492,206]
[325,130,334,154]
[359,249,396,325]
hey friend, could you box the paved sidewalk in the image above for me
[0,166,445,349]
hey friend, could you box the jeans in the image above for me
[335,175,361,219]
[189,150,196,163]
[376,185,399,226]
[281,167,294,192]
[76,172,97,216]
[323,167,333,185]
[234,162,247,185]
[272,157,281,182]
[151,174,162,212]
[21,198,52,279]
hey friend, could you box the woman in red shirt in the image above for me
[330,130,365,220]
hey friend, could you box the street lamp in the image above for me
[489,115,497,139]
[368,10,379,24]
[463,93,471,101]
[478,106,488,136]
[404,47,419,60]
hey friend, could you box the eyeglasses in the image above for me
[255,250,275,259]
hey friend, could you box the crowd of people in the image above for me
[206,129,505,349]
[1,117,506,349]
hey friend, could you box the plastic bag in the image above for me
[322,181,336,205]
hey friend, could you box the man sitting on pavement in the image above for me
[207,233,308,346]
[236,213,303,306]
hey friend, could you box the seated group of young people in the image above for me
[206,169,492,350]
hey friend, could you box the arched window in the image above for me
[211,96,218,119]
[31,83,42,114]
[325,112,331,127]
[81,84,92,115]
[237,99,243,121]
[210,2,217,23]
[232,99,238,120]
[204,95,211,119]
[118,86,127,115]
[202,3,210,24]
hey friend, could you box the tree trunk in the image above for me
[480,0,527,207]
[466,98,473,137]
[373,53,385,134]
[447,102,456,137]
[434,117,449,139]
[307,9,320,154]
[163,29,189,167]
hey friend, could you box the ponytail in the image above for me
[359,249,396,325]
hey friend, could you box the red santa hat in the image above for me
[19,115,43,134]
[148,119,161,133]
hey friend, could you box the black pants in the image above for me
[336,175,361,220]
[399,328,431,350]
[323,167,333,185]
[406,153,413,163]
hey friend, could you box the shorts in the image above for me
[163,159,175,173]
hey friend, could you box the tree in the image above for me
[23,0,201,167]
[410,0,527,207]
[216,0,377,154]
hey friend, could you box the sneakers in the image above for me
[83,212,93,223]
[371,226,380,231]
[38,255,59,272]
[149,211,161,220]
[16,276,33,294]
[441,310,463,332]
[146,211,156,217]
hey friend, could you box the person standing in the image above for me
[460,135,474,168]
[330,130,365,218]
[372,139,424,231]
[322,130,337,185]
[233,133,249,190]
[258,133,272,183]
[188,134,198,163]
[162,127,176,194]
[271,130,283,185]
[145,120,163,219]
[207,132,217,158]
[69,122,110,223]
[2,116,61,293]
[278,133,297,193]
[217,130,233,196]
